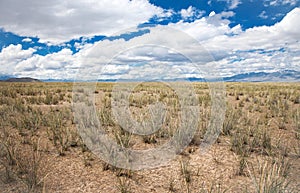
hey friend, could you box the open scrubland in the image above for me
[0,82,299,193]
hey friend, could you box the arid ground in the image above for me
[0,82,299,193]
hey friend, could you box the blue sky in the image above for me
[0,0,299,80]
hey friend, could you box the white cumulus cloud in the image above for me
[264,0,299,7]
[0,44,36,75]
[216,0,242,9]
[22,38,33,43]
[0,0,164,44]
[259,11,269,19]
[1,8,300,79]
[180,6,195,19]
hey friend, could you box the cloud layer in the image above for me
[0,0,164,43]
[0,6,299,80]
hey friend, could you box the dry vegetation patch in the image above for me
[0,82,299,192]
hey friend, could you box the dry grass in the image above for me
[0,82,299,192]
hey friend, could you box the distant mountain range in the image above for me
[0,77,42,82]
[0,70,299,82]
[189,70,300,82]
[223,70,300,82]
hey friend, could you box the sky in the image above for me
[0,0,299,80]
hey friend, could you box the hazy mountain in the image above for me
[0,70,299,82]
[223,70,300,82]
[1,77,42,82]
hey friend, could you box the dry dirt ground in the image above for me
[0,82,299,193]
